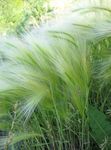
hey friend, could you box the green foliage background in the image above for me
[0,0,51,35]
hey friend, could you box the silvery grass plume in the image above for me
[1,0,111,149]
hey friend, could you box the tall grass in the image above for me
[0,0,111,149]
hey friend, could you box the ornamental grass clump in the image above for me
[0,0,111,149]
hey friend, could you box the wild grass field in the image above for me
[0,0,111,149]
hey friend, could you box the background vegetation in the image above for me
[0,0,51,35]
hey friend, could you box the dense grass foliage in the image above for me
[0,0,51,35]
[0,0,23,34]
[1,0,111,149]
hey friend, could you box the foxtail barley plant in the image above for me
[1,0,111,149]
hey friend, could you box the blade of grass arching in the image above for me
[51,32,89,117]
[82,7,111,14]
[17,93,46,122]
[48,31,77,47]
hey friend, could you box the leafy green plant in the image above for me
[89,106,111,148]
